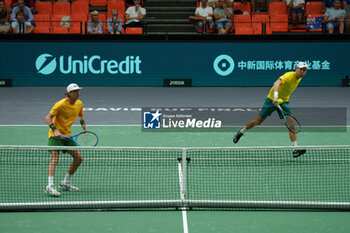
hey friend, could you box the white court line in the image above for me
[178,161,189,233]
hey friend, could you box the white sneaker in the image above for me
[218,28,225,35]
[59,182,79,191]
[45,185,60,197]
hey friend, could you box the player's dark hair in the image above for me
[16,9,24,17]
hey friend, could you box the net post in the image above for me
[181,148,187,199]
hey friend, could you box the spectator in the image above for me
[213,0,232,34]
[125,0,146,28]
[343,0,350,33]
[324,0,346,34]
[208,0,233,8]
[0,10,10,33]
[87,10,103,34]
[10,0,37,14]
[0,0,10,21]
[11,0,35,24]
[225,0,234,7]
[107,9,123,34]
[11,10,35,33]
[60,15,71,29]
[189,0,214,33]
[322,0,335,13]
[286,0,305,26]
[207,0,217,8]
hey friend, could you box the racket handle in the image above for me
[277,105,285,116]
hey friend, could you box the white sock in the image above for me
[292,141,297,147]
[63,173,72,184]
[240,127,247,133]
[48,176,54,186]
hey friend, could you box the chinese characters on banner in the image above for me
[237,60,331,70]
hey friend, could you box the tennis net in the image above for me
[1,145,349,211]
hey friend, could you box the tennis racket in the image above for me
[62,131,99,147]
[277,105,301,134]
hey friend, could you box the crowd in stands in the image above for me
[190,0,350,34]
[0,0,146,34]
[0,0,349,34]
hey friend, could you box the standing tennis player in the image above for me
[233,62,308,157]
[44,83,87,197]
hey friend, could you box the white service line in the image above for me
[178,160,189,233]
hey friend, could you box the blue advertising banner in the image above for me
[0,41,349,86]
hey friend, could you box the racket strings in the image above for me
[77,133,97,146]
[285,115,301,133]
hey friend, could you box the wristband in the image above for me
[274,91,278,99]
[80,120,86,125]
[49,124,57,131]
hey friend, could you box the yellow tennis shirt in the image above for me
[48,98,83,138]
[267,71,302,102]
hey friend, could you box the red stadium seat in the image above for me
[252,14,272,34]
[35,2,52,15]
[34,15,51,34]
[109,0,125,5]
[52,2,70,16]
[69,26,84,34]
[70,15,87,34]
[233,14,251,30]
[34,14,51,33]
[90,0,107,7]
[305,1,323,16]
[4,0,11,8]
[34,26,50,33]
[235,27,253,35]
[108,0,125,17]
[125,27,143,34]
[71,2,89,17]
[52,27,69,34]
[270,14,288,32]
[269,2,287,15]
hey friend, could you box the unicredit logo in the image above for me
[35,54,142,75]
[36,54,57,75]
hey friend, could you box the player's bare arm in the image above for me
[272,79,282,106]
[45,113,62,138]
[78,115,88,132]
